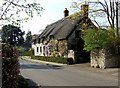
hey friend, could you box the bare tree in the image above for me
[71,0,119,32]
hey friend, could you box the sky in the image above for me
[0,0,119,35]
[23,0,118,35]
[23,0,74,35]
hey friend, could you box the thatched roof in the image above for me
[37,12,96,42]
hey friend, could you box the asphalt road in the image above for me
[20,60,118,86]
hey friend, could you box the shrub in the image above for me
[31,56,70,64]
[81,28,114,52]
[21,49,34,56]
[2,43,20,88]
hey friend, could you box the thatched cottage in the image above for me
[32,4,96,63]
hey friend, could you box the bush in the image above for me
[21,49,34,56]
[81,28,114,52]
[2,43,20,88]
[31,56,71,64]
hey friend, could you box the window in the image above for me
[37,47,39,52]
[50,35,54,40]
[38,38,41,43]
[40,47,42,52]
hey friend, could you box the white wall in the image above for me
[32,43,45,56]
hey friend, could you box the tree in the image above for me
[1,24,25,46]
[71,0,119,35]
[25,30,32,47]
[82,28,114,52]
[0,0,43,26]
[71,0,120,54]
[0,1,42,87]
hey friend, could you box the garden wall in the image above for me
[91,49,120,69]
[68,50,75,63]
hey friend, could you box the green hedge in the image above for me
[31,56,71,64]
[22,49,73,64]
[21,49,34,56]
[2,43,20,88]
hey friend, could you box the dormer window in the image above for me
[50,35,54,40]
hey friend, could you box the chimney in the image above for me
[64,8,69,17]
[81,3,89,22]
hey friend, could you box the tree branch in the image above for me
[91,14,101,28]
[91,9,106,12]
[92,20,101,28]
[103,0,112,27]
[0,2,12,20]
[11,2,28,8]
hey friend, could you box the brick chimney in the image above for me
[81,3,89,23]
[64,8,69,17]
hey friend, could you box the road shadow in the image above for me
[25,78,39,88]
[25,86,119,88]
[20,64,64,70]
[18,75,40,88]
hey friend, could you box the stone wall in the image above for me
[68,50,75,63]
[91,49,120,69]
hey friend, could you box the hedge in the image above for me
[31,56,73,64]
[21,49,73,64]
[2,43,20,88]
[21,49,34,56]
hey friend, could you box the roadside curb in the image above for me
[20,57,67,66]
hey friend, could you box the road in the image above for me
[20,60,118,86]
